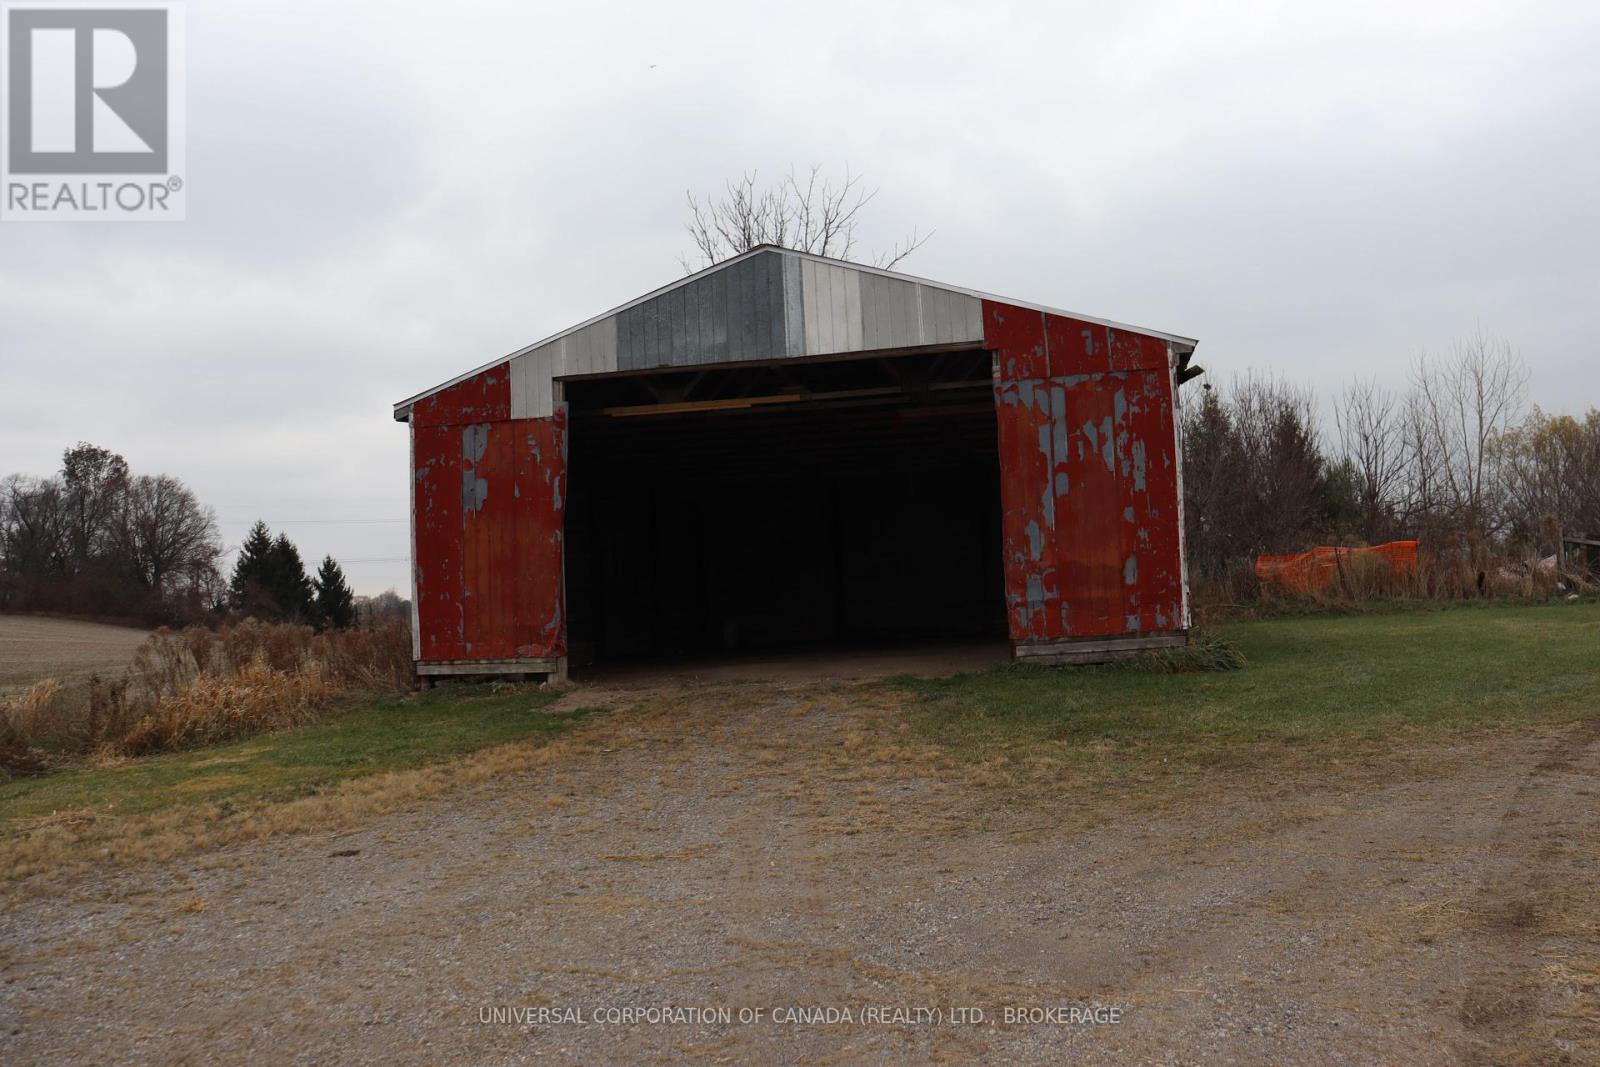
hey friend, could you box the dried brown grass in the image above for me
[0,619,412,773]
[120,661,335,755]
[0,679,62,776]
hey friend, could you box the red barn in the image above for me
[394,247,1198,681]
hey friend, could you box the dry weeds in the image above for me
[0,618,412,773]
[119,661,335,755]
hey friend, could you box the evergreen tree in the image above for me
[268,533,314,623]
[311,555,356,631]
[229,520,277,616]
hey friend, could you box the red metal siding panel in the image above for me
[1106,327,1169,373]
[410,364,565,664]
[986,302,1049,379]
[463,422,506,657]
[1057,373,1126,634]
[994,375,1058,640]
[1043,314,1107,377]
[986,300,1186,644]
[513,412,567,658]
[1122,367,1185,631]
[411,363,512,429]
[413,423,464,661]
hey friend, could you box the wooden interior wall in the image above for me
[985,300,1186,643]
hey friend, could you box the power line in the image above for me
[216,549,407,563]
[216,518,405,525]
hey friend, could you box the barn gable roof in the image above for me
[393,246,1197,421]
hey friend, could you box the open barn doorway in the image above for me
[561,348,1008,675]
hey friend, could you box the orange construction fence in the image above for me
[1254,541,1419,594]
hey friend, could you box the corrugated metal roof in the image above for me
[393,246,1198,420]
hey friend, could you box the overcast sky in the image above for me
[3,0,1597,595]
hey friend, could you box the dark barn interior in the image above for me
[562,349,1006,669]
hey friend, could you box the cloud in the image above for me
[3,0,1597,593]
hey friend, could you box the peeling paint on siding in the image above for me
[986,300,1186,643]
[412,365,510,429]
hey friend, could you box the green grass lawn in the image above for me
[904,601,1600,772]
[0,684,590,828]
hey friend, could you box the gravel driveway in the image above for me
[2,681,1597,1065]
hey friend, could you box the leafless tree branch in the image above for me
[680,165,931,272]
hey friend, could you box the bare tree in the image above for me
[682,165,930,272]
[1398,390,1443,528]
[117,474,220,598]
[1334,378,1406,542]
[0,475,67,587]
[1,449,222,621]
[357,589,413,626]
[61,442,129,568]
[1406,326,1529,543]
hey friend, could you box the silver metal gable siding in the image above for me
[404,247,1192,422]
